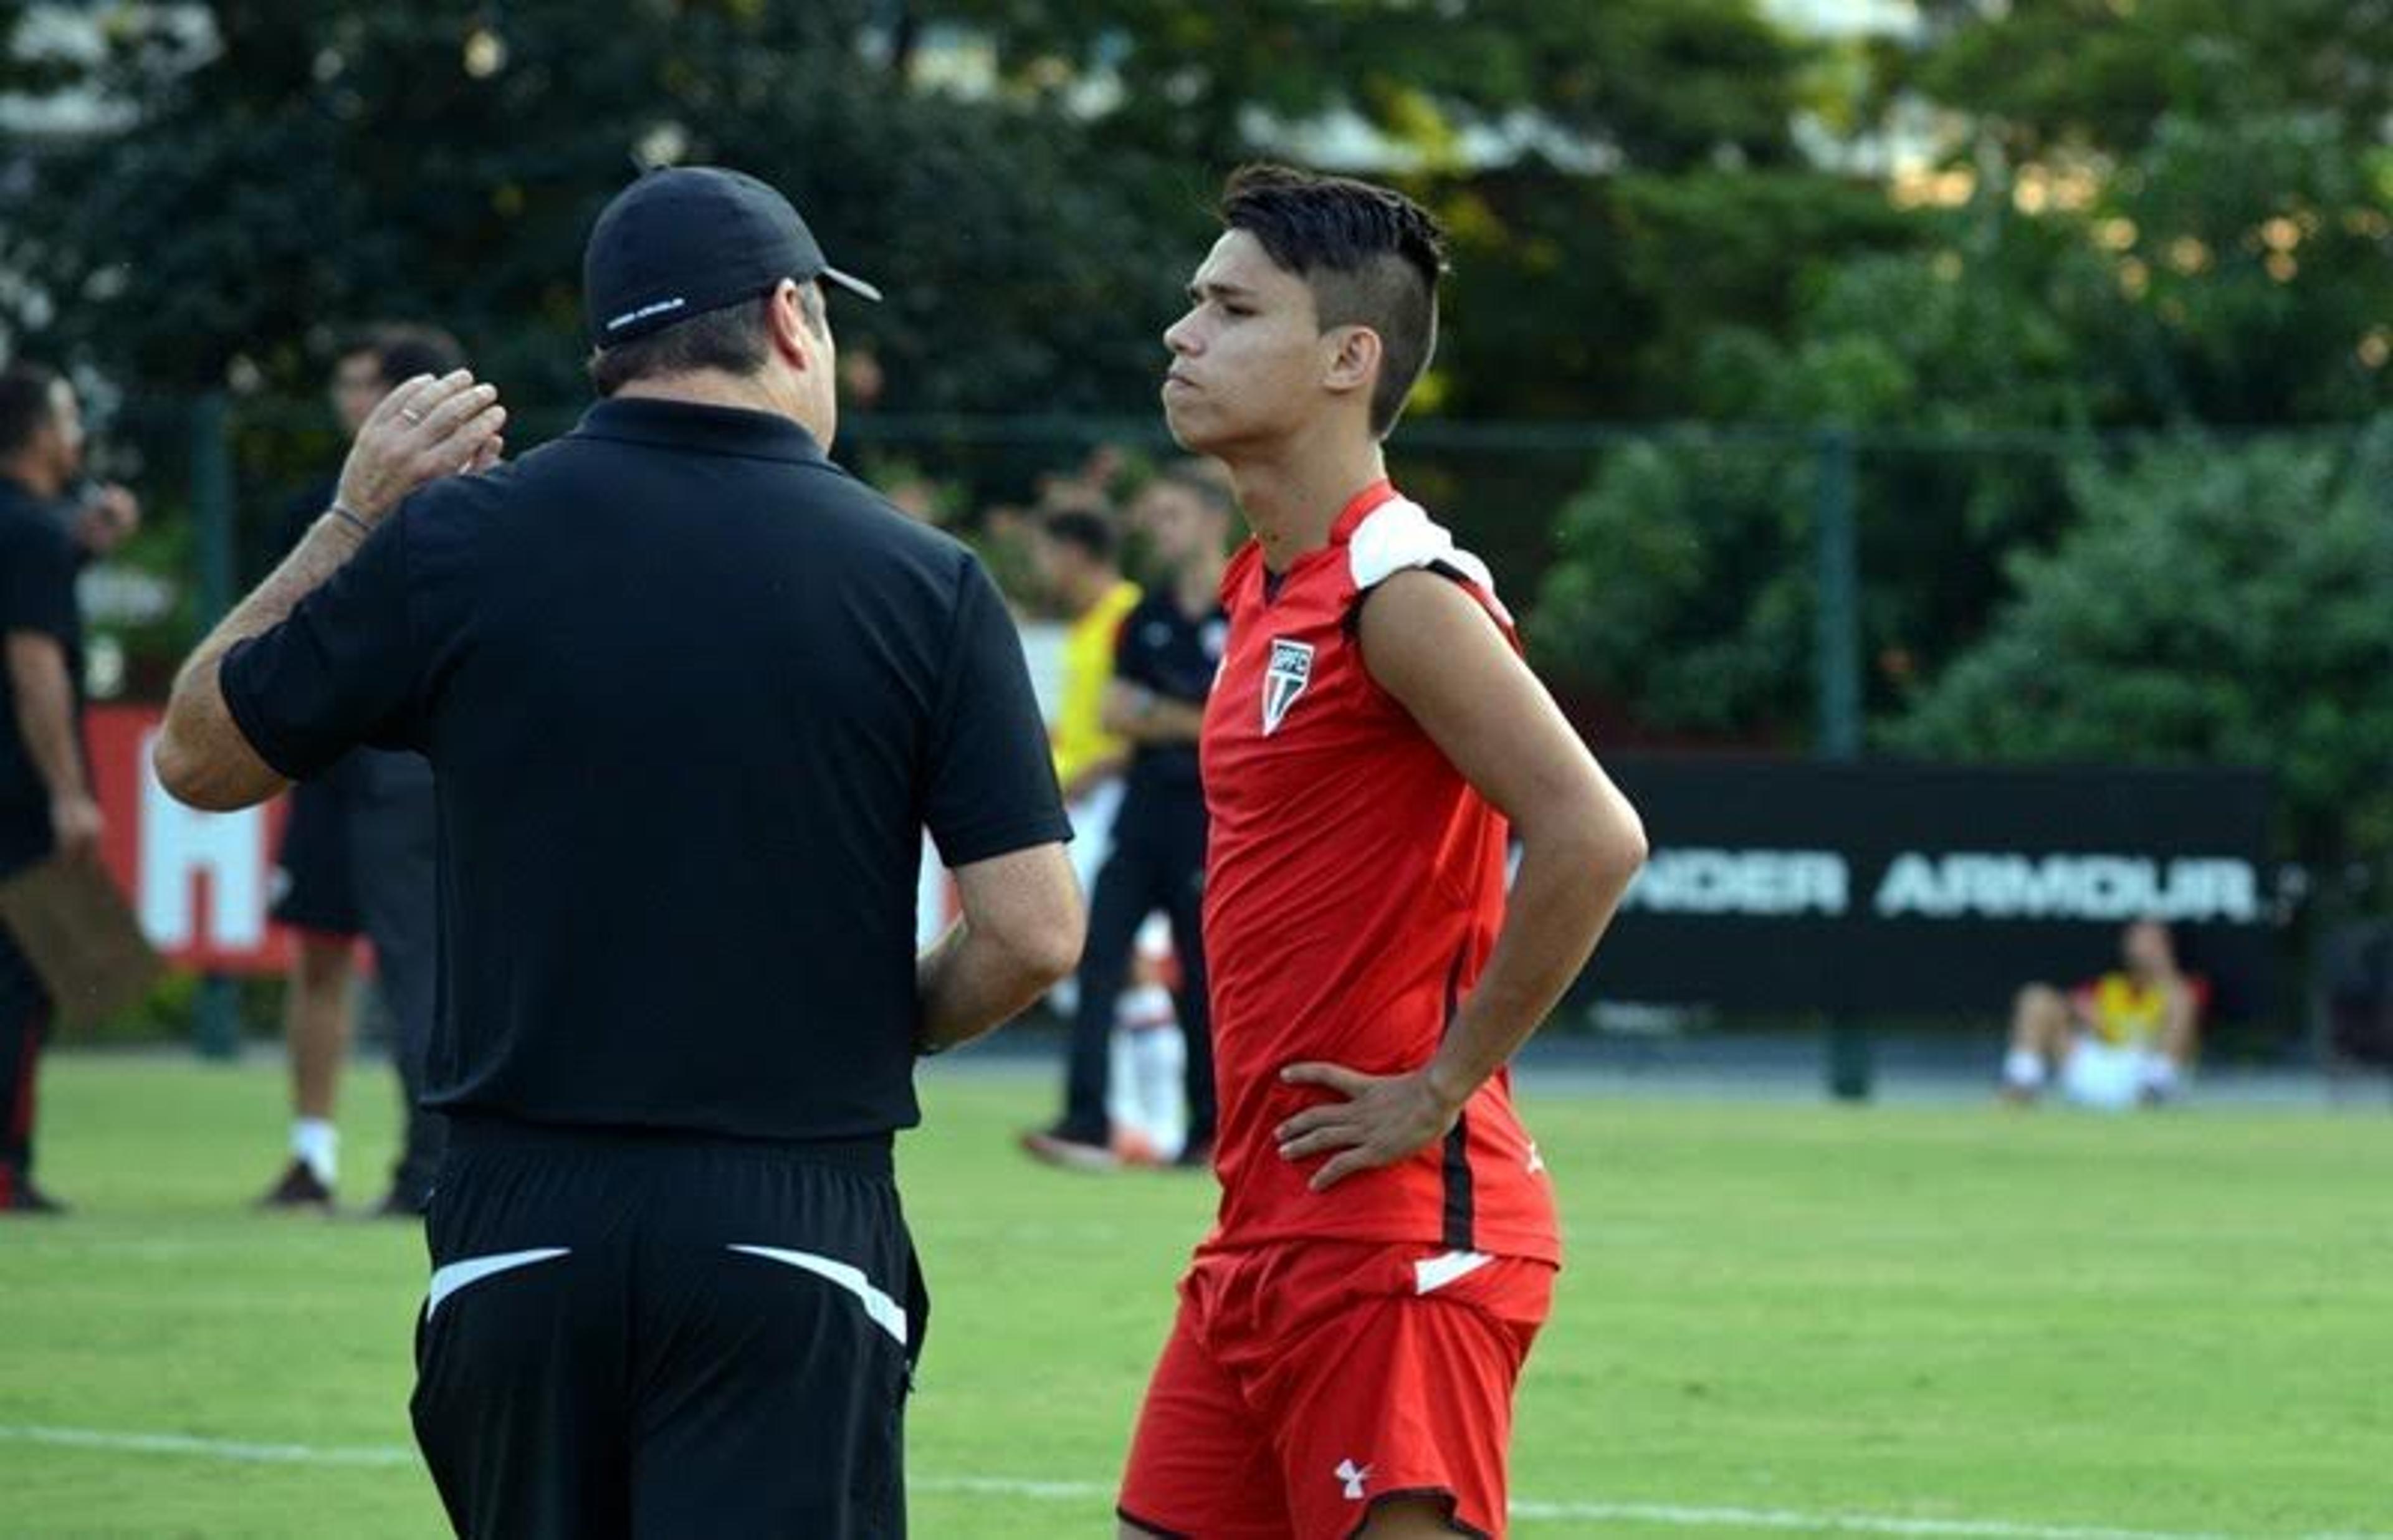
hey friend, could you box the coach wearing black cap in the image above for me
[155,166,1083,1538]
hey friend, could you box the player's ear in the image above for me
[1321,325,1381,405]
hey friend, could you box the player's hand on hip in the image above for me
[1276,1062,1466,1192]
[335,369,508,525]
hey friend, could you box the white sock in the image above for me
[1105,1027,1139,1133]
[2002,1049,2046,1089]
[291,1118,338,1184]
[2141,1060,2181,1096]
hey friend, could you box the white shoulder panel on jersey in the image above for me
[1348,497,1512,625]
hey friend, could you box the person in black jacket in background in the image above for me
[253,324,461,1218]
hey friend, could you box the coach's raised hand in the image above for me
[334,369,507,525]
[155,368,504,814]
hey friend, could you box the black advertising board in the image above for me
[1583,758,2275,1017]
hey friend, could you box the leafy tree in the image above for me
[1887,423,2393,870]
[1438,165,1916,422]
[2083,111,2393,426]
[919,1,1900,427]
[1,1,1193,414]
[1896,0,2393,161]
[6,1,1911,440]
[1528,211,2109,739]
[923,0,1808,172]
[1530,433,1819,743]
[1531,1,2393,752]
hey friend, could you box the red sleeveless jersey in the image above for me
[1198,480,1560,1263]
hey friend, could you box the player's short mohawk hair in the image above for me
[1220,164,1448,437]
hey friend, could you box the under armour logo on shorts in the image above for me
[1335,1458,1372,1501]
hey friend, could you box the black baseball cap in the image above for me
[583,166,881,347]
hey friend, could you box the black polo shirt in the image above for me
[219,397,1069,1142]
[0,476,85,875]
[1113,587,1225,810]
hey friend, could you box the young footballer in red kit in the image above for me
[1115,166,1649,1540]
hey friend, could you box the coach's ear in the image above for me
[765,280,818,370]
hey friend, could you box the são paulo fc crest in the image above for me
[1263,638,1314,736]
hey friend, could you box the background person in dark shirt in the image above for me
[256,322,462,1219]
[155,166,1081,1539]
[1026,460,1230,1171]
[0,361,134,1215]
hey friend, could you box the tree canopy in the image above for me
[1,2,1195,411]
[1,0,1848,420]
[1523,0,2393,880]
[4,0,2388,880]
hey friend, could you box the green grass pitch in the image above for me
[2,1053,2389,1538]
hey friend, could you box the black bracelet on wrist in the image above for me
[325,501,372,537]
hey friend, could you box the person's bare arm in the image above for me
[1058,751,1129,804]
[1100,680,1206,744]
[5,631,100,862]
[153,517,380,811]
[1276,571,1647,1191]
[916,842,1084,1055]
[154,371,504,812]
[2159,977,2200,1065]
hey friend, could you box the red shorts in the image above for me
[1118,1238,1555,1539]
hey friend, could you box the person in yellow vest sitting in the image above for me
[2002,919,2206,1108]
